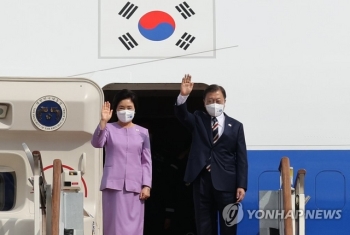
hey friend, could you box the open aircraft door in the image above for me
[0,77,104,235]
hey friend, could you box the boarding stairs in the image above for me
[260,157,309,235]
[23,143,86,235]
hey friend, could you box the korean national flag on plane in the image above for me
[99,0,215,58]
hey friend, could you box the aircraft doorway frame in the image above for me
[102,83,207,235]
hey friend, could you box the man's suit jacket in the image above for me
[175,102,248,192]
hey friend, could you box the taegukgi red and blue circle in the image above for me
[138,11,176,41]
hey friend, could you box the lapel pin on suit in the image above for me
[228,123,232,127]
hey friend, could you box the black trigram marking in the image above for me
[118,2,138,19]
[118,33,138,50]
[175,2,195,19]
[175,33,195,50]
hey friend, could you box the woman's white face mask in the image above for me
[205,103,224,117]
[117,110,135,123]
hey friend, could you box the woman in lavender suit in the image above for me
[91,89,152,235]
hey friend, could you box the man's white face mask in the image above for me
[205,103,224,117]
[117,110,135,123]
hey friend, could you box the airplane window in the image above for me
[258,171,281,191]
[315,171,345,209]
[0,166,16,211]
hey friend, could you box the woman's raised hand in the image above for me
[101,101,113,123]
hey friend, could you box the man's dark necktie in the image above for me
[212,117,219,144]
[206,117,219,172]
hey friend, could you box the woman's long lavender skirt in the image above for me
[102,188,145,235]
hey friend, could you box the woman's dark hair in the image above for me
[203,84,226,100]
[112,89,139,111]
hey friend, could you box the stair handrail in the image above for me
[278,157,294,235]
[294,169,306,195]
[51,159,63,235]
[32,151,47,235]
[294,169,306,235]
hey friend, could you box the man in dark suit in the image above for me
[174,74,248,235]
